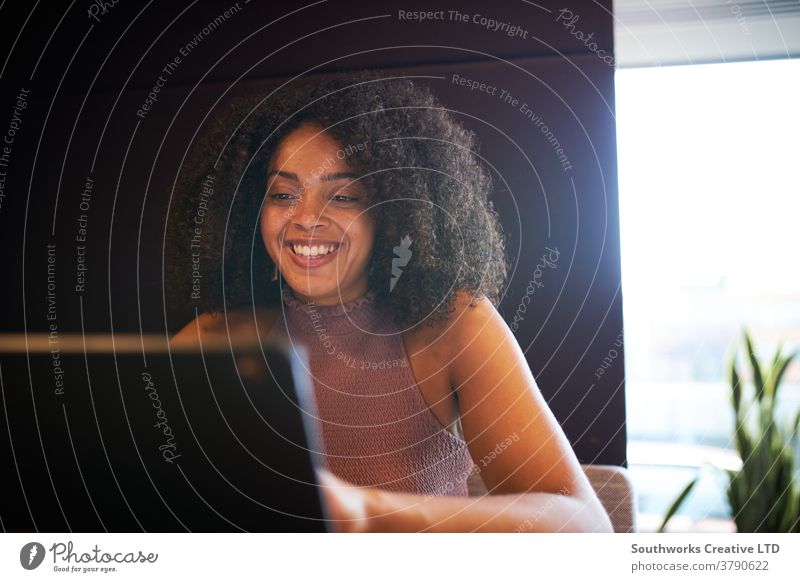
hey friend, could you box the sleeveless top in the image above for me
[265,285,475,496]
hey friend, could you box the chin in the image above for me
[284,275,337,300]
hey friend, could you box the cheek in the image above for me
[260,209,282,257]
[258,211,270,242]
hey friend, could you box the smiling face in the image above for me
[260,123,375,306]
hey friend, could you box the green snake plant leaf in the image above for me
[734,423,752,470]
[744,330,765,401]
[730,355,743,417]
[657,477,699,533]
[763,344,783,402]
[769,351,796,403]
[779,489,800,533]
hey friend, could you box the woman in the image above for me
[169,71,611,532]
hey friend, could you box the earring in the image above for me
[271,265,279,282]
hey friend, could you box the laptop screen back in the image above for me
[0,334,327,532]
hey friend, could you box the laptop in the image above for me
[0,334,328,532]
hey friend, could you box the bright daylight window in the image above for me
[615,59,800,532]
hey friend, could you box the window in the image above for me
[615,59,800,532]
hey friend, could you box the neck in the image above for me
[279,283,381,336]
[289,282,370,306]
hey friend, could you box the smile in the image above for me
[289,242,341,257]
[283,240,343,269]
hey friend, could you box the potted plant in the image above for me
[658,330,799,532]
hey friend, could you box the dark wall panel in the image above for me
[0,0,625,465]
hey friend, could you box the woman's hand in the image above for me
[316,469,381,533]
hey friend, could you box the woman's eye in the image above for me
[267,192,296,202]
[331,194,358,203]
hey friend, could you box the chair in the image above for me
[467,463,638,533]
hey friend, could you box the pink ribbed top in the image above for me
[266,285,475,496]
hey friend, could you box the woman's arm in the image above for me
[170,308,277,344]
[170,311,226,344]
[319,469,608,532]
[319,293,612,532]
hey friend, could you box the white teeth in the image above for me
[291,244,338,258]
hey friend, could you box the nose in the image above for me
[293,192,329,230]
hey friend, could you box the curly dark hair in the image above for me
[167,70,507,329]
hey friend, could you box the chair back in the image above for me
[467,463,637,532]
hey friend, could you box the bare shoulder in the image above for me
[429,289,505,346]
[447,289,505,337]
[404,290,504,366]
[171,306,279,345]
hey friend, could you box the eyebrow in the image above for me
[266,170,357,182]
